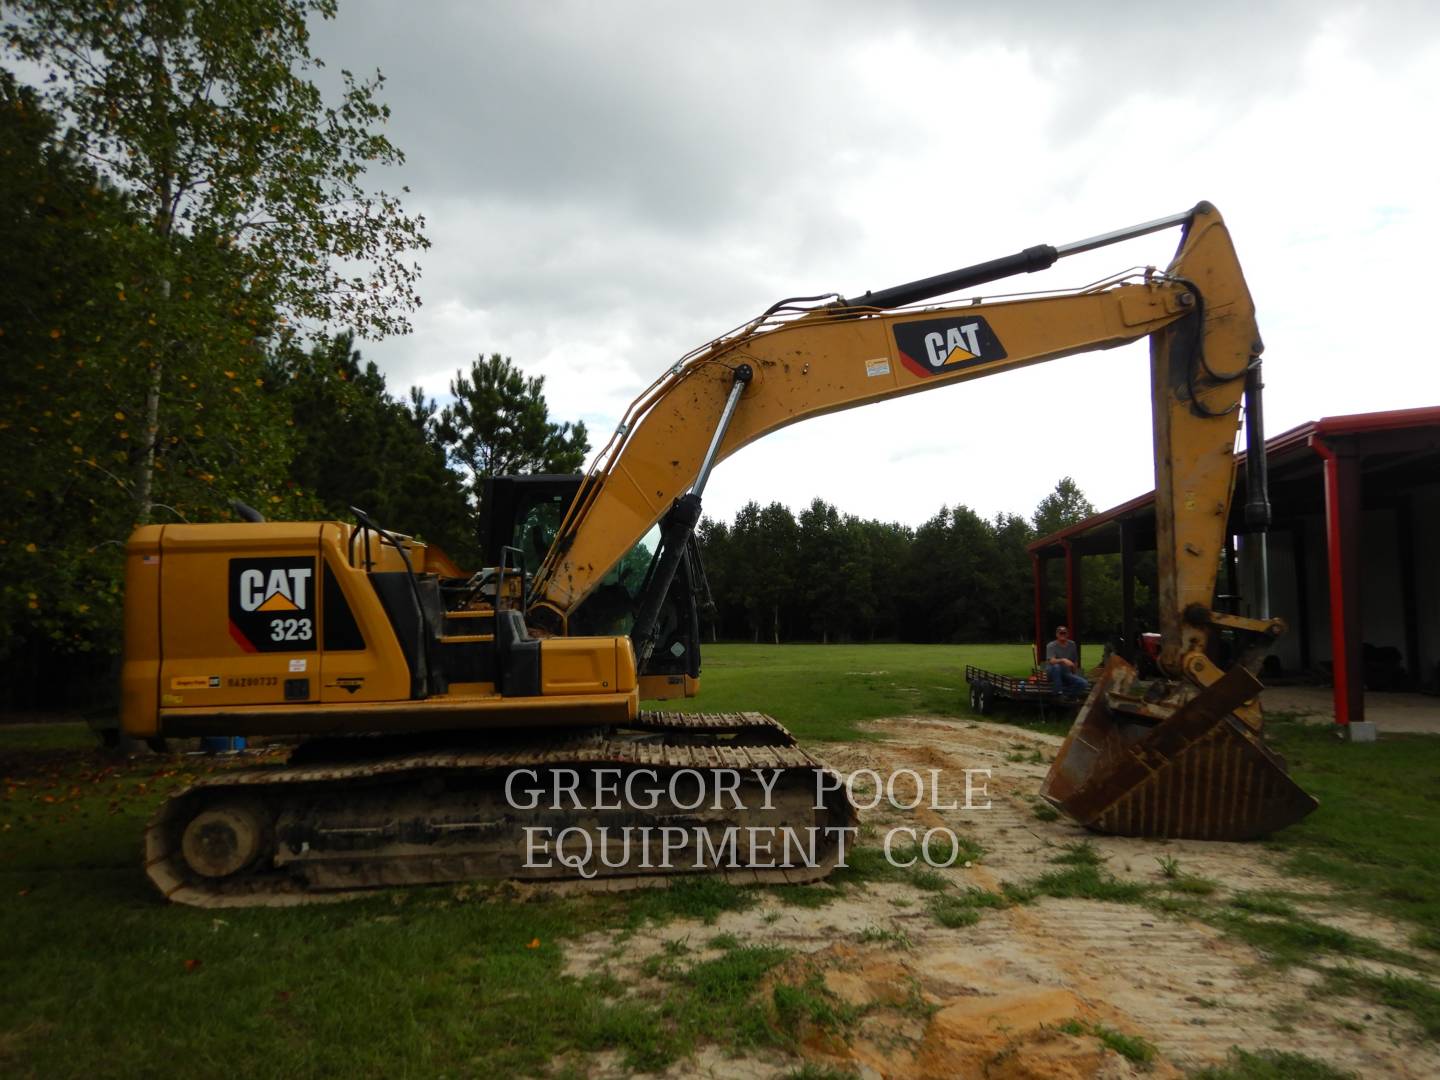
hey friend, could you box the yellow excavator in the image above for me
[122,202,1316,906]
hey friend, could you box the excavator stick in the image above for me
[1038,204,1317,840]
[1040,657,1317,840]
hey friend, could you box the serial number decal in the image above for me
[225,675,279,688]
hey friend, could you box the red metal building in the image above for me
[1028,406,1440,726]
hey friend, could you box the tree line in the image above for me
[0,2,586,707]
[697,478,1156,646]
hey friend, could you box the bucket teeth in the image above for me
[1041,657,1318,841]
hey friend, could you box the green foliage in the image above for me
[1228,892,1299,918]
[928,887,1008,928]
[1056,1018,1157,1065]
[271,333,478,565]
[908,867,950,892]
[1192,1047,1357,1080]
[856,925,912,947]
[772,972,866,1037]
[0,61,595,698]
[0,77,308,692]
[1210,908,1417,971]
[798,498,865,643]
[698,476,1129,645]
[897,503,1003,643]
[1319,967,1440,1040]
[1168,874,1218,896]
[439,353,589,505]
[5,0,429,531]
[1031,476,1095,537]
[1022,853,1152,904]
[0,0,446,703]
[619,875,757,928]
[4,0,428,339]
[1051,840,1104,867]
[720,501,800,644]
[1261,721,1440,944]
[648,641,1077,742]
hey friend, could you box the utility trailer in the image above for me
[964,664,1086,719]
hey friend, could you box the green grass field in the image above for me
[660,641,1072,740]
[1,642,1436,1077]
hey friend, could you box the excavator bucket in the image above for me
[1040,657,1318,841]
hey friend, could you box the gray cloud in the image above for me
[296,0,1440,524]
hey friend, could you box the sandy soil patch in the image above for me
[565,715,1438,1078]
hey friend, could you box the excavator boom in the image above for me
[533,203,1253,659]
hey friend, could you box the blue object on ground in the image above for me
[200,735,246,753]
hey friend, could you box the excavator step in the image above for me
[144,711,857,908]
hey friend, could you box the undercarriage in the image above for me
[145,712,860,907]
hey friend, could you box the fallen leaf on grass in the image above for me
[526,938,541,949]
[184,959,202,973]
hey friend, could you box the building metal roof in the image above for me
[1028,405,1440,557]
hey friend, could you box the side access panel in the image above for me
[157,523,324,711]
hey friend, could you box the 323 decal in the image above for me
[228,557,317,653]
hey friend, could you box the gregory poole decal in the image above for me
[227,557,316,653]
[893,316,1007,378]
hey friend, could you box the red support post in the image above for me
[1313,436,1364,726]
[1032,553,1046,666]
[1063,540,1081,666]
[1119,519,1136,663]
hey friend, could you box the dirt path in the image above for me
[564,715,1438,1078]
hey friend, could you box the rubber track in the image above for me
[145,712,858,908]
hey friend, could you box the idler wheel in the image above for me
[181,804,267,879]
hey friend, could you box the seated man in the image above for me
[1045,625,1089,695]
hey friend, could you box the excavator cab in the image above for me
[482,475,704,699]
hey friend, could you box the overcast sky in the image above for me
[309,0,1440,529]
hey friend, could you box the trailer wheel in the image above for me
[968,685,978,711]
[977,686,993,716]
